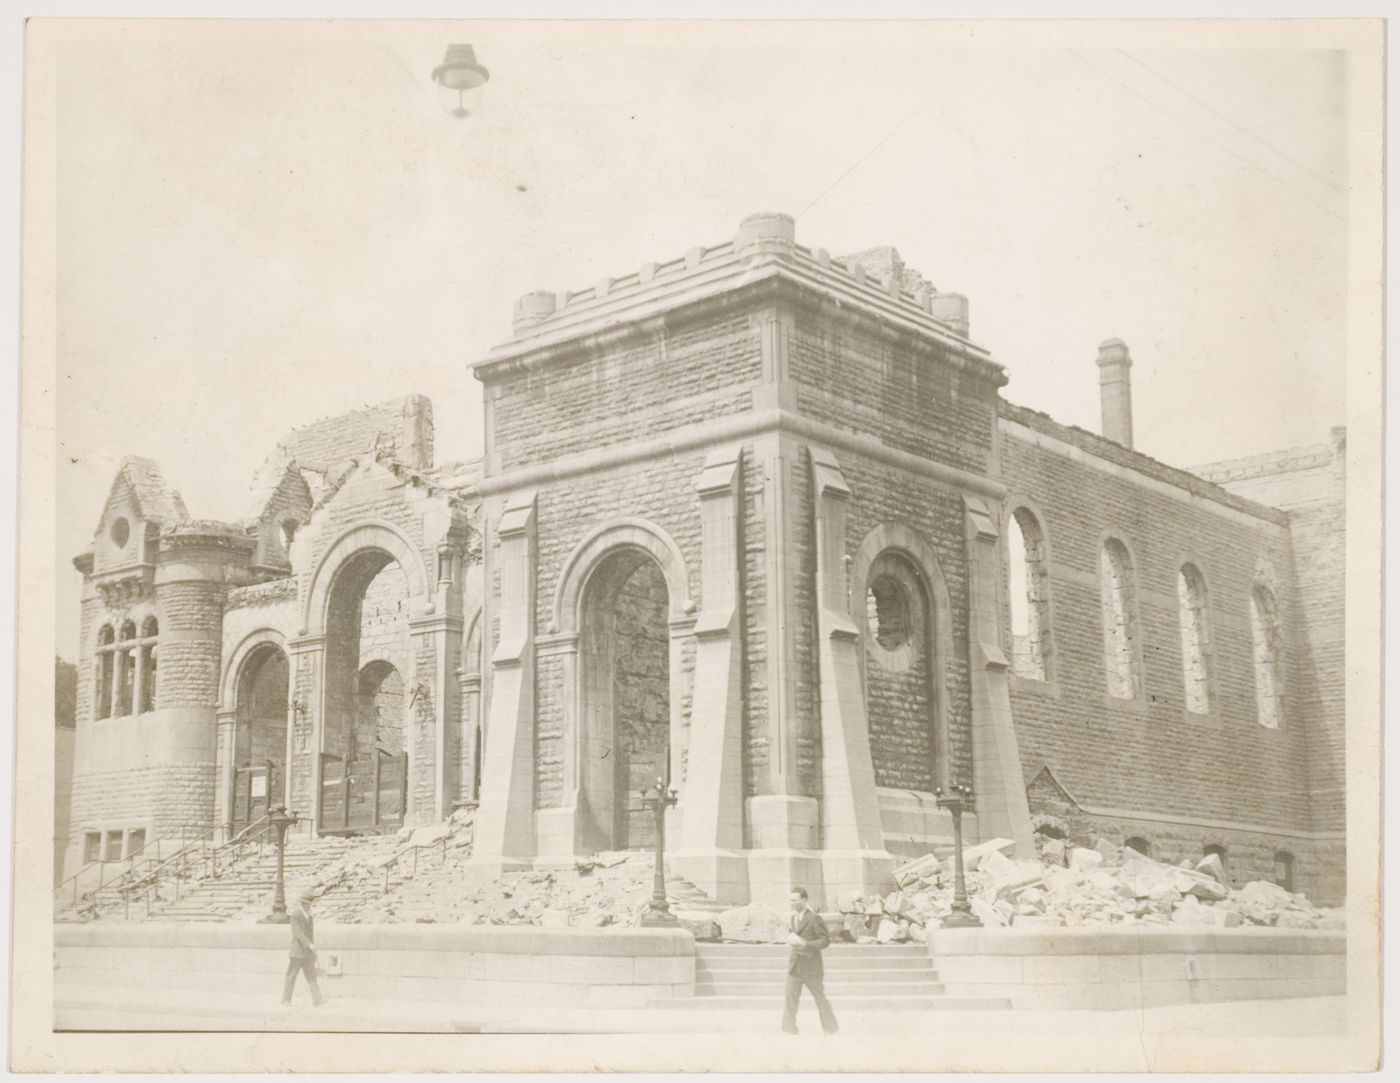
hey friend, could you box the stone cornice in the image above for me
[458,407,1006,502]
[474,266,1004,389]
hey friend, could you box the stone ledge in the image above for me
[56,921,696,957]
[928,927,1345,957]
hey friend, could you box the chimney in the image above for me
[1096,338,1134,448]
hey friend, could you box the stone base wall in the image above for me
[929,927,1345,1010]
[54,923,696,1011]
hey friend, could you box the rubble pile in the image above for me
[828,839,1344,940]
[309,812,672,928]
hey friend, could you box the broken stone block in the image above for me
[907,923,927,943]
[1195,852,1226,881]
[717,902,788,943]
[875,918,899,943]
[680,917,722,941]
[969,896,1008,927]
[1275,909,1318,929]
[843,913,873,941]
[833,889,863,913]
[540,908,570,928]
[1068,847,1103,873]
[1094,838,1120,863]
[943,838,1016,878]
[1040,839,1067,865]
[856,935,877,945]
[883,890,907,917]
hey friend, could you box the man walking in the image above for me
[282,889,325,1007]
[781,886,838,1035]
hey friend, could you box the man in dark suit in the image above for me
[282,889,325,1007]
[782,887,839,1035]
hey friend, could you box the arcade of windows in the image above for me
[1004,507,1283,727]
[94,616,158,720]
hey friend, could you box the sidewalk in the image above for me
[55,984,1349,1038]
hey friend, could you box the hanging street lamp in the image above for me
[431,44,491,119]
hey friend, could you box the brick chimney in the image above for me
[1096,338,1134,448]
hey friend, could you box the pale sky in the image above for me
[53,21,1352,660]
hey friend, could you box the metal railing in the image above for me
[56,815,276,918]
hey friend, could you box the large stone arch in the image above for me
[850,522,954,796]
[303,520,432,637]
[536,517,694,859]
[216,629,291,831]
[552,517,693,635]
[220,628,288,711]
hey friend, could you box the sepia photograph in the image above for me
[10,11,1384,1074]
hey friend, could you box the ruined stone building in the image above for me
[64,213,1346,907]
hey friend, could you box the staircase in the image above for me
[160,836,361,921]
[655,943,1010,1013]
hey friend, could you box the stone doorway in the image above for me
[579,549,671,852]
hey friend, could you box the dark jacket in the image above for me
[290,906,316,960]
[786,907,831,977]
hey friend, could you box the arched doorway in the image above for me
[320,550,412,834]
[231,644,289,833]
[579,548,671,851]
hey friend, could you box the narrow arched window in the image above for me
[1008,509,1050,680]
[139,617,159,713]
[115,621,137,717]
[1251,585,1282,728]
[95,624,115,720]
[1124,836,1152,858]
[1177,564,1211,714]
[1100,539,1141,699]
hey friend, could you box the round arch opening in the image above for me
[320,547,414,835]
[231,643,289,832]
[578,545,671,852]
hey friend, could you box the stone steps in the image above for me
[652,942,1008,1012]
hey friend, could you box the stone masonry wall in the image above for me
[490,315,762,471]
[528,455,704,810]
[998,404,1313,836]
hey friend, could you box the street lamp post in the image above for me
[639,777,679,927]
[260,804,297,925]
[935,782,983,928]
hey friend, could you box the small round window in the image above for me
[867,575,910,650]
[110,517,130,548]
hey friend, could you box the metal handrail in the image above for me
[55,817,237,907]
[58,814,275,911]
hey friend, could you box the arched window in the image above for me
[1124,836,1152,858]
[1177,564,1212,714]
[115,621,137,717]
[139,617,159,713]
[1008,508,1050,680]
[1251,585,1282,728]
[1273,851,1296,893]
[1099,539,1141,699]
[95,624,115,720]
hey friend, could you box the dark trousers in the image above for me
[783,970,838,1033]
[282,955,324,1005]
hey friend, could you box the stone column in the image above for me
[470,492,538,874]
[214,708,237,839]
[408,612,463,824]
[285,635,325,831]
[963,495,1035,856]
[745,432,822,908]
[810,446,891,902]
[673,445,750,903]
